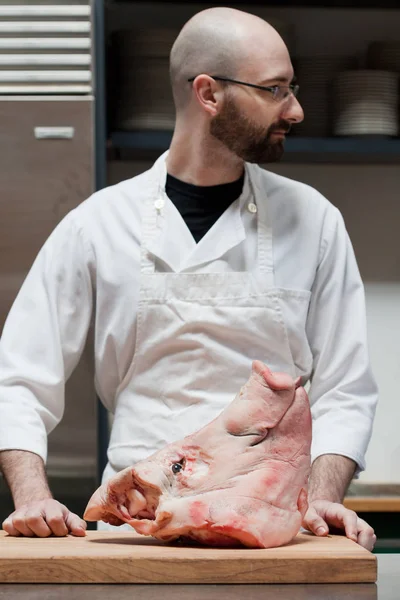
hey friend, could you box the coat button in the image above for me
[155,199,164,210]
[247,202,257,214]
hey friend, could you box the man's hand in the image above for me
[302,499,376,552]
[2,499,87,537]
[0,450,87,537]
[305,455,376,551]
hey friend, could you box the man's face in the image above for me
[210,90,292,163]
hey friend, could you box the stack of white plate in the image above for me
[292,56,357,136]
[333,70,398,136]
[114,28,179,131]
[367,41,400,72]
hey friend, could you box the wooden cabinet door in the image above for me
[0,98,97,479]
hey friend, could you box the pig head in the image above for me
[84,360,311,548]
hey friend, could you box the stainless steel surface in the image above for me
[0,2,92,93]
[0,6,91,17]
[0,98,93,324]
[0,555,397,599]
[0,71,91,82]
[0,39,91,50]
[0,98,96,478]
[0,85,92,93]
[1,55,91,66]
[0,587,376,600]
[0,22,91,33]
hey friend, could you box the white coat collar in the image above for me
[145,152,258,273]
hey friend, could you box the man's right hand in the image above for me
[2,499,87,537]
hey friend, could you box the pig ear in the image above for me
[297,488,309,520]
[252,360,295,391]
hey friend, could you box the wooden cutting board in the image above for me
[0,530,376,584]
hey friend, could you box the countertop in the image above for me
[0,553,397,600]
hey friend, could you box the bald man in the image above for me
[0,8,377,552]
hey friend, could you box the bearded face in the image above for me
[210,91,291,164]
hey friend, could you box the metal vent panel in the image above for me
[0,4,92,94]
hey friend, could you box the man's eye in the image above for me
[270,86,282,99]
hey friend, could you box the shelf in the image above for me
[111,130,173,151]
[110,131,400,164]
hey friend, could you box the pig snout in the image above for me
[83,487,106,521]
[84,458,187,526]
[84,468,156,524]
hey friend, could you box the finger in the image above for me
[303,507,329,536]
[358,530,376,552]
[341,509,358,542]
[357,519,376,551]
[25,509,52,538]
[64,509,87,536]
[44,503,69,537]
[2,518,21,537]
[9,512,36,537]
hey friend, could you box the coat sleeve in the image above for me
[0,210,94,463]
[306,205,378,476]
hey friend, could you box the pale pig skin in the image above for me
[84,360,311,548]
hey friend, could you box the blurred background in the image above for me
[0,0,399,551]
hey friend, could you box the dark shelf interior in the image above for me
[110,131,400,164]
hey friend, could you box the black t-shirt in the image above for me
[165,172,245,243]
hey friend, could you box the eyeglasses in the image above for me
[187,75,299,102]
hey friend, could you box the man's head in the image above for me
[169,7,304,163]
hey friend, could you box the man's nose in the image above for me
[281,95,304,125]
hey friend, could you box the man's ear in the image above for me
[191,75,222,117]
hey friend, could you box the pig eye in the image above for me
[171,459,185,474]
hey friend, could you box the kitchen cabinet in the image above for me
[0,97,96,478]
[0,99,93,298]
[0,0,97,482]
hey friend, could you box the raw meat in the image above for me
[84,360,311,548]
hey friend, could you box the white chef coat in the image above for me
[0,152,378,476]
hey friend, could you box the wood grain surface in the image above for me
[0,530,377,584]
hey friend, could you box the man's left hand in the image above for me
[302,499,377,551]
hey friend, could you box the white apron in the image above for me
[98,157,312,530]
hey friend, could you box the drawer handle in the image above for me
[34,126,75,140]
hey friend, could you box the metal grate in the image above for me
[0,3,92,94]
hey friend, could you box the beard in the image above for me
[210,93,291,164]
